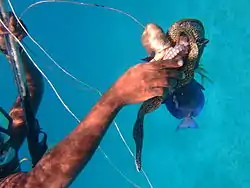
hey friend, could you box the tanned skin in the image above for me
[8,48,44,151]
[0,14,44,152]
[0,14,184,188]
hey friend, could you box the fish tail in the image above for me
[176,117,198,130]
[133,115,144,172]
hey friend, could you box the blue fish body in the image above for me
[163,79,205,130]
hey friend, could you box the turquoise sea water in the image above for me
[1,0,250,187]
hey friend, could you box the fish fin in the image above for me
[141,56,154,62]
[199,63,204,68]
[133,115,144,172]
[176,117,198,130]
[198,38,209,46]
[196,68,213,87]
[201,76,205,88]
[201,73,213,86]
[196,66,208,74]
[204,74,213,84]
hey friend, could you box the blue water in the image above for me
[1,0,250,187]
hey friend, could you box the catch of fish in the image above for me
[133,19,209,171]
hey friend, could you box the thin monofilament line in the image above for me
[98,147,141,188]
[0,12,141,188]
[13,1,153,187]
[19,0,145,29]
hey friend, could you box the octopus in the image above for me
[133,19,209,171]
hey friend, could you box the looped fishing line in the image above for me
[0,16,142,188]
[6,0,153,187]
[19,0,145,28]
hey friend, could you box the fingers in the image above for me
[158,59,184,69]
[149,78,177,89]
[143,79,176,100]
[5,14,27,40]
[151,69,185,80]
[142,79,175,100]
[149,59,184,69]
[9,15,16,28]
[142,59,185,89]
[0,14,16,33]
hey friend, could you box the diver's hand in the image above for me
[0,12,27,53]
[111,59,184,105]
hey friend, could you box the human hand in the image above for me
[0,12,27,53]
[111,59,185,105]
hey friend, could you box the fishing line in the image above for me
[8,0,153,188]
[10,0,153,187]
[0,14,142,188]
[17,2,212,186]
[17,0,153,187]
[19,0,145,28]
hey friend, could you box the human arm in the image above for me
[0,13,185,187]
[16,59,184,188]
[8,48,44,150]
[0,14,44,150]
